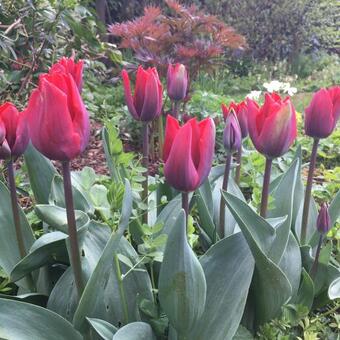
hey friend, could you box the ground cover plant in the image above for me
[0,1,339,340]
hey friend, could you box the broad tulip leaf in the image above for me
[268,158,299,263]
[49,175,93,214]
[0,181,35,290]
[0,293,48,307]
[233,325,254,339]
[87,317,117,340]
[24,143,57,204]
[278,232,302,299]
[35,205,90,233]
[158,210,206,336]
[328,276,340,300]
[73,180,134,334]
[112,322,156,340]
[223,192,292,327]
[47,221,111,321]
[0,298,82,340]
[329,190,340,226]
[294,269,314,310]
[10,231,68,282]
[189,232,254,340]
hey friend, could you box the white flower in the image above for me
[246,90,262,100]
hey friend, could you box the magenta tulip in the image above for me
[50,56,84,92]
[26,68,90,161]
[163,115,215,192]
[167,63,188,101]
[247,93,297,159]
[305,86,340,139]
[222,101,249,138]
[122,66,163,122]
[0,102,29,159]
[223,109,241,154]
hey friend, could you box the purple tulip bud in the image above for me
[167,63,188,101]
[223,110,241,154]
[316,203,331,234]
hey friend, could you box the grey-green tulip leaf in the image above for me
[158,210,206,336]
[328,276,340,300]
[112,322,156,340]
[87,317,117,340]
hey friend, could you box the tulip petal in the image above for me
[258,100,296,158]
[11,110,29,157]
[0,102,19,148]
[0,119,5,143]
[0,139,11,159]
[197,117,215,186]
[140,71,161,121]
[305,88,334,138]
[164,122,199,192]
[121,70,139,120]
[163,115,180,161]
[247,98,261,148]
[329,86,340,123]
[134,66,149,115]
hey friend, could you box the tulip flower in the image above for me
[26,64,90,298]
[26,72,90,161]
[310,203,333,279]
[50,56,84,93]
[163,115,215,228]
[167,63,188,101]
[301,86,340,244]
[0,102,29,160]
[219,110,242,237]
[222,101,249,184]
[305,87,340,139]
[122,66,163,122]
[247,93,297,217]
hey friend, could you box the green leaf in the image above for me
[49,175,93,214]
[329,190,340,226]
[89,184,111,219]
[0,181,35,290]
[10,231,68,282]
[24,143,57,204]
[87,317,117,340]
[223,192,292,328]
[112,322,156,340]
[328,276,340,300]
[233,325,254,339]
[268,159,299,263]
[0,299,82,340]
[158,210,206,336]
[295,269,314,310]
[73,180,133,334]
[0,293,48,307]
[189,232,254,340]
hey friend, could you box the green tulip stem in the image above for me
[182,192,189,231]
[260,157,273,218]
[310,234,323,280]
[219,153,232,238]
[7,159,27,259]
[301,138,319,244]
[62,161,84,300]
[172,100,180,119]
[7,159,36,292]
[142,122,149,225]
[158,115,164,159]
[235,146,242,185]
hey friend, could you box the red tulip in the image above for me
[122,66,163,122]
[316,203,331,234]
[50,57,84,92]
[222,101,249,138]
[163,115,215,192]
[305,86,340,139]
[223,110,241,154]
[167,63,188,101]
[0,102,29,159]
[247,93,297,159]
[26,69,90,161]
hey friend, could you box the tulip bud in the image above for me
[247,93,297,159]
[26,67,90,161]
[50,56,84,93]
[305,86,340,139]
[0,102,29,160]
[316,203,331,234]
[122,66,163,122]
[222,101,249,138]
[167,63,188,101]
[223,109,241,154]
[163,115,215,192]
